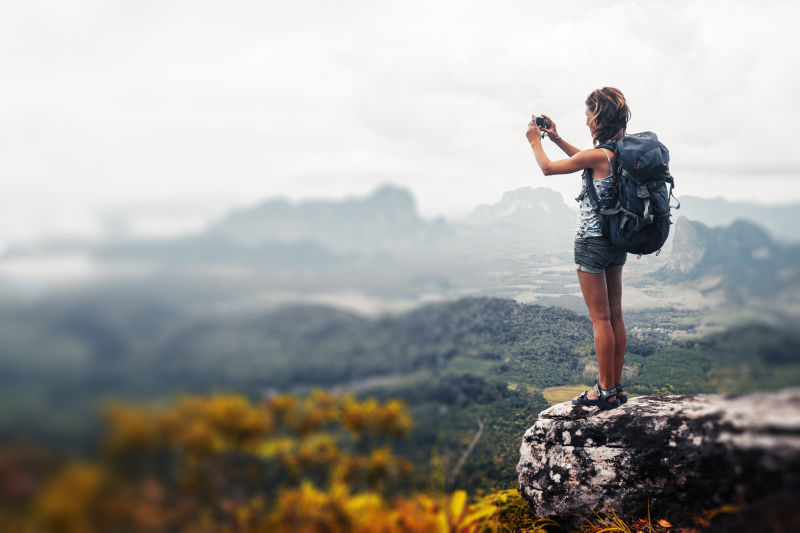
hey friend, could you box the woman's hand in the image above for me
[526,115,542,144]
[540,114,561,141]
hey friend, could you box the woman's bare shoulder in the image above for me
[579,148,612,163]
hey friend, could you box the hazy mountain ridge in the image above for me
[85,185,460,270]
[675,195,800,242]
[662,216,800,299]
[3,184,799,319]
[203,185,453,252]
[42,185,579,301]
[461,186,575,234]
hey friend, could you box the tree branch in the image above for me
[447,416,485,491]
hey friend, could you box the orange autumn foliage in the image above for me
[0,389,747,532]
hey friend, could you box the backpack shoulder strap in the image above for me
[581,168,602,213]
[579,142,617,211]
[595,140,617,151]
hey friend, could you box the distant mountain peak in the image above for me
[662,216,800,298]
[671,195,800,243]
[461,186,574,234]
[370,184,416,204]
[203,183,447,251]
[361,184,419,216]
[499,186,564,202]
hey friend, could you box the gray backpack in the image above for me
[578,132,679,255]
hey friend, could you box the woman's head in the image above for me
[585,87,630,145]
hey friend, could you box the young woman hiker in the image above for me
[525,87,631,410]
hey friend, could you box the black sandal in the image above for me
[615,384,628,404]
[572,380,620,410]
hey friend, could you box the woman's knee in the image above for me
[589,308,612,324]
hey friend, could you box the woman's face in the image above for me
[585,105,594,134]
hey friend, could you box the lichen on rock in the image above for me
[516,389,800,528]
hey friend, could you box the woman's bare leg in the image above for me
[605,265,626,387]
[577,270,616,400]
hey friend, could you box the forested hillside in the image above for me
[2,296,799,494]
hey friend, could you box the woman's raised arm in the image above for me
[526,117,605,176]
[532,147,605,176]
[540,114,580,157]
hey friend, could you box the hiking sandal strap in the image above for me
[593,382,618,402]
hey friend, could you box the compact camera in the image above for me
[535,116,549,128]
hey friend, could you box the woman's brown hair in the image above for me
[585,87,630,145]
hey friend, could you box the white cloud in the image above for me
[0,0,798,242]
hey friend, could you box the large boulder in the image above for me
[517,390,800,529]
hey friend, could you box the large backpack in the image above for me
[578,131,679,255]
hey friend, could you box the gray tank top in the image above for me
[576,149,616,239]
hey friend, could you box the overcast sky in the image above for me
[1,0,798,243]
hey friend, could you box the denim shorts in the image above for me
[574,236,627,274]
